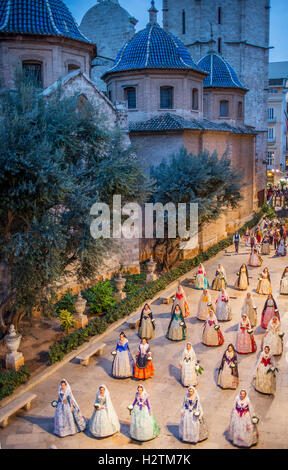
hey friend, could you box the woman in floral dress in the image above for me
[166,304,187,341]
[228,389,258,448]
[211,264,227,291]
[276,238,286,257]
[235,314,257,354]
[171,284,190,318]
[111,332,134,378]
[89,384,120,438]
[261,316,283,356]
[256,267,272,295]
[54,379,87,438]
[194,263,209,290]
[234,264,249,290]
[253,346,276,395]
[179,386,208,444]
[179,342,198,387]
[280,266,288,294]
[215,288,232,321]
[197,289,211,321]
[134,338,154,380]
[248,247,262,267]
[138,303,155,340]
[261,233,270,255]
[217,344,239,390]
[202,306,224,347]
[129,385,159,441]
[241,292,257,328]
[261,294,279,329]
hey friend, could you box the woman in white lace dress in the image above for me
[89,384,120,438]
[253,346,277,395]
[228,389,258,448]
[215,288,232,321]
[179,386,208,444]
[179,342,198,387]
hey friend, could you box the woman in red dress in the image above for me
[134,338,154,380]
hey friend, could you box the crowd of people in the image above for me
[51,216,287,448]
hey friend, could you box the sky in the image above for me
[66,0,288,63]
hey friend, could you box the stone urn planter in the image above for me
[4,324,24,371]
[74,292,88,329]
[113,272,127,301]
[146,256,158,282]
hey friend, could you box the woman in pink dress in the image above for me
[261,294,279,329]
[248,247,262,267]
[202,306,224,347]
[171,284,190,318]
[235,314,257,354]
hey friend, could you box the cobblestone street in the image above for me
[1,240,288,449]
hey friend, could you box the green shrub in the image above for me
[54,291,76,315]
[82,281,117,314]
[58,309,75,332]
[0,366,30,401]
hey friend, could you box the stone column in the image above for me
[146,256,158,282]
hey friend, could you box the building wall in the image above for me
[162,0,269,196]
[0,35,94,89]
[105,70,205,122]
[203,88,246,125]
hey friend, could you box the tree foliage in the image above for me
[0,74,150,332]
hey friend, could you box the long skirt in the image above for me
[179,412,208,444]
[217,363,239,390]
[235,330,257,354]
[248,253,262,267]
[167,320,186,341]
[261,243,270,255]
[202,324,224,346]
[262,331,283,356]
[229,411,258,448]
[197,299,210,321]
[212,275,226,291]
[112,350,134,378]
[280,277,288,294]
[256,279,272,295]
[194,274,209,290]
[54,402,86,437]
[134,358,154,380]
[253,363,276,395]
[89,408,119,438]
[261,307,277,329]
[130,407,159,441]
[234,275,248,290]
[215,301,232,321]
[181,361,198,387]
[138,318,155,340]
[245,306,257,328]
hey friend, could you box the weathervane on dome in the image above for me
[147,0,159,26]
[208,22,216,54]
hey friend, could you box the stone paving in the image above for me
[1,240,288,449]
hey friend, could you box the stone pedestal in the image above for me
[146,256,158,283]
[6,352,24,371]
[74,292,88,329]
[113,290,127,301]
[4,324,24,371]
[113,272,127,301]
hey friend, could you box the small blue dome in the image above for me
[0,0,90,43]
[198,52,247,90]
[107,23,204,74]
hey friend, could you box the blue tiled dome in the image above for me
[0,0,90,43]
[107,23,204,74]
[198,52,248,90]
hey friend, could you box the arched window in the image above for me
[68,64,81,73]
[160,86,173,109]
[218,37,222,53]
[22,61,42,88]
[220,100,229,117]
[238,101,243,118]
[192,88,199,110]
[218,7,222,24]
[124,87,136,109]
[182,10,186,34]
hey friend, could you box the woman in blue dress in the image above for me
[111,332,134,378]
[89,384,120,438]
[129,385,159,441]
[54,379,87,437]
[166,304,187,341]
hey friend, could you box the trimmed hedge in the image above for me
[48,209,263,364]
[0,366,30,401]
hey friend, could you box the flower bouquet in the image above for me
[248,329,253,334]
[193,411,200,418]
[51,400,58,408]
[279,332,285,339]
[94,403,101,410]
[252,416,259,425]
[258,277,263,281]
[180,322,185,326]
[127,404,134,415]
[147,354,152,360]
[111,350,117,356]
[214,325,220,331]
[229,362,236,369]
[195,364,204,374]
[267,366,279,378]
[236,272,240,276]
